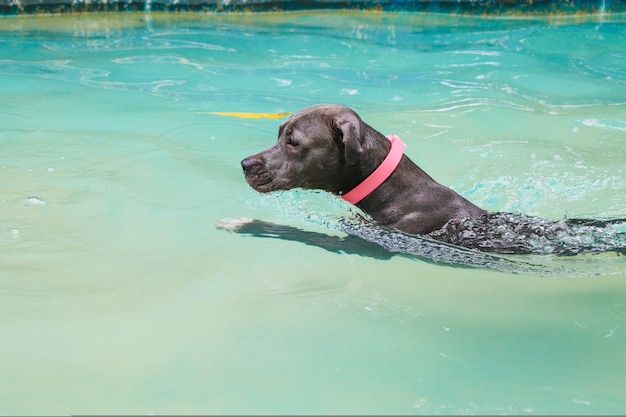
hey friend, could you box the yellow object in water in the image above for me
[197,111,291,119]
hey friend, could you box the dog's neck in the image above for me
[339,133,486,235]
[341,134,406,204]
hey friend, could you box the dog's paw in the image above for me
[215,217,254,232]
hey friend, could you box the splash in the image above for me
[428,212,626,256]
[329,217,563,275]
[24,196,47,206]
[219,214,564,275]
[241,190,626,275]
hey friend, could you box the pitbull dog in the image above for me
[240,104,625,255]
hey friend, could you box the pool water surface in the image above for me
[1,11,626,414]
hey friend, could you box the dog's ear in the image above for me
[332,113,363,165]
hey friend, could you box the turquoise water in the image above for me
[1,11,626,414]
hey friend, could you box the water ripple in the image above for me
[0,58,185,98]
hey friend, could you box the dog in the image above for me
[240,104,625,255]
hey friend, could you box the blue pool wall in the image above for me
[1,0,625,15]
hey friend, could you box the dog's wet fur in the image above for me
[241,104,625,255]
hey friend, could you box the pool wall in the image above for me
[1,0,625,15]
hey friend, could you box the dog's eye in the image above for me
[285,130,298,147]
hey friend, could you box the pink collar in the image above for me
[342,134,406,205]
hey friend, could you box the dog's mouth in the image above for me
[244,170,276,193]
[242,157,280,193]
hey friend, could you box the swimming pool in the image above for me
[1,10,625,414]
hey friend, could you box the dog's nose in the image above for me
[241,157,256,173]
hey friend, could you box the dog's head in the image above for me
[241,104,385,195]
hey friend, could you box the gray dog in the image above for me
[240,104,625,255]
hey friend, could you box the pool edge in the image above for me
[1,0,625,16]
